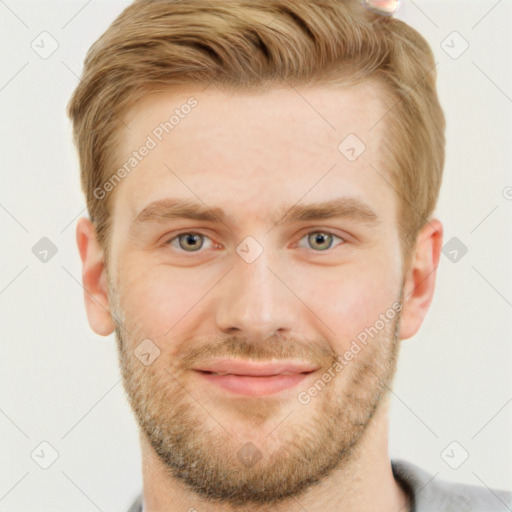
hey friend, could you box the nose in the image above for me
[214,248,298,343]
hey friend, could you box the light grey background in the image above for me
[1,1,511,510]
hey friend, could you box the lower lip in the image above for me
[195,371,314,396]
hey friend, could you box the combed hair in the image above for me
[67,0,445,259]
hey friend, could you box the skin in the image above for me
[76,82,443,512]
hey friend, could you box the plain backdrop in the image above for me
[1,1,511,510]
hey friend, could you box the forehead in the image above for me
[111,82,395,227]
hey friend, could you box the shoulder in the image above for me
[391,458,512,512]
[126,492,143,512]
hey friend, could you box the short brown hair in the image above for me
[67,0,445,261]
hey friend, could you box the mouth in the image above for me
[192,359,319,396]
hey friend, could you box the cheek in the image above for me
[117,262,208,338]
[295,259,401,346]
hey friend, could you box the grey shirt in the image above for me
[126,458,512,511]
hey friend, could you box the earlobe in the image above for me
[398,218,443,340]
[76,218,116,336]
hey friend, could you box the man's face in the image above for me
[106,83,406,506]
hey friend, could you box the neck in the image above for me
[138,397,410,512]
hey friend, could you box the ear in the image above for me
[399,218,443,340]
[76,217,116,336]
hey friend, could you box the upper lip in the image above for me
[193,358,319,376]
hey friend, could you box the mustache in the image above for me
[177,334,337,370]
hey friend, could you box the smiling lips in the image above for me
[193,358,319,396]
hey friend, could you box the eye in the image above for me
[164,230,345,254]
[297,231,345,251]
[167,232,215,252]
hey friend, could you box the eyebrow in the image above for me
[131,197,381,230]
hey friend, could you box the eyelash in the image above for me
[164,230,346,254]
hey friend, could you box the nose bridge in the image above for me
[215,245,296,341]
